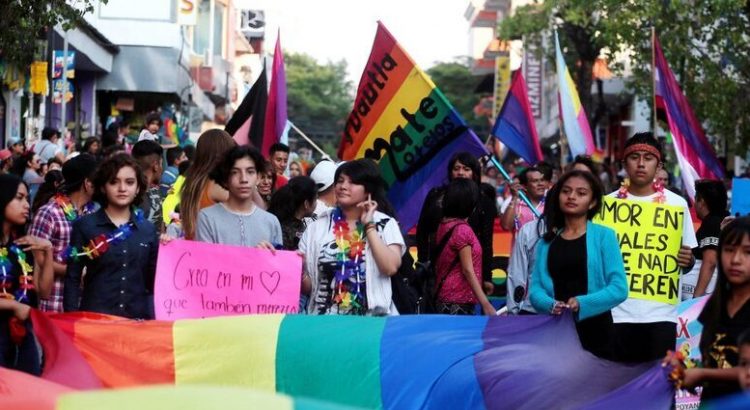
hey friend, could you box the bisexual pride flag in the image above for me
[555,32,596,158]
[264,31,289,154]
[653,34,724,200]
[337,22,486,230]
[491,70,544,164]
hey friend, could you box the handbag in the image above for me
[415,223,464,314]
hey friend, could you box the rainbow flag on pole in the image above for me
[653,34,724,200]
[555,32,596,158]
[491,70,544,164]
[337,22,486,230]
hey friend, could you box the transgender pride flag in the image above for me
[491,70,544,164]
[555,32,596,158]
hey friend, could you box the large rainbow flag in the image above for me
[337,22,487,230]
[17,311,678,409]
[555,31,596,159]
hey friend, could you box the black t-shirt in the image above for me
[549,233,615,359]
[693,214,723,260]
[549,234,588,301]
[699,298,750,401]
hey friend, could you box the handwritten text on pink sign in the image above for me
[154,240,301,320]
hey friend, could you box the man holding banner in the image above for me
[600,133,697,363]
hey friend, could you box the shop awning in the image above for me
[97,45,192,95]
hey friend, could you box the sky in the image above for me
[235,0,473,83]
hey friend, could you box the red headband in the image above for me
[623,143,661,161]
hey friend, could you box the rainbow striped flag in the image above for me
[555,32,596,158]
[338,22,486,230]
[26,311,676,409]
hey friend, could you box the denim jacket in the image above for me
[64,208,158,319]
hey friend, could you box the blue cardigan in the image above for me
[529,221,627,321]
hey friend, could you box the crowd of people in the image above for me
[0,124,749,403]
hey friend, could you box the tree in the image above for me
[499,0,750,155]
[427,59,491,136]
[285,51,353,157]
[0,0,102,68]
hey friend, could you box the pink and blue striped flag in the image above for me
[653,34,724,200]
[263,31,288,155]
[491,69,544,164]
[555,32,596,158]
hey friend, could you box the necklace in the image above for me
[64,209,145,262]
[331,207,366,311]
[54,193,96,222]
[616,178,666,203]
[0,245,34,303]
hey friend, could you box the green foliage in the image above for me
[0,0,102,68]
[284,51,353,152]
[426,59,490,135]
[498,0,750,155]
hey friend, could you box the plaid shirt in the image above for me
[28,198,96,312]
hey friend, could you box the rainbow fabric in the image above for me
[337,22,486,230]
[653,34,724,200]
[25,311,676,409]
[491,70,544,164]
[555,32,596,158]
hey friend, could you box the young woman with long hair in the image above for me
[180,129,236,239]
[530,170,627,359]
[675,217,750,401]
[0,174,54,373]
[299,159,404,316]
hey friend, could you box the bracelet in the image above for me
[364,222,376,232]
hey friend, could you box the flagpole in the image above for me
[288,121,333,161]
[651,26,658,135]
[487,155,541,218]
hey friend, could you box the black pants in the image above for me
[612,321,676,363]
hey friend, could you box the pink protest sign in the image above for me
[154,240,302,320]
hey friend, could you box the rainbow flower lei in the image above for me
[54,194,97,222]
[63,209,146,262]
[616,178,666,203]
[0,245,35,303]
[331,207,366,312]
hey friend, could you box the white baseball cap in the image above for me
[310,160,341,192]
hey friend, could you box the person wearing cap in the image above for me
[307,160,339,224]
[34,127,65,164]
[0,149,12,174]
[608,132,697,363]
[8,137,25,156]
[28,154,99,313]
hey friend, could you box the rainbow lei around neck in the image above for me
[331,207,366,312]
[54,194,97,222]
[0,245,34,303]
[64,209,145,262]
[616,178,666,203]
